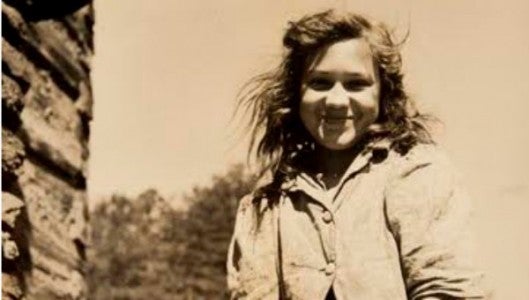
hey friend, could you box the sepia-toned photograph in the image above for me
[2,0,528,299]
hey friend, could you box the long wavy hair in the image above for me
[237,10,434,179]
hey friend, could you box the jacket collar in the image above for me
[252,137,391,198]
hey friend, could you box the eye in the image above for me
[307,77,334,91]
[342,79,372,92]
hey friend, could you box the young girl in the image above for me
[227,10,484,300]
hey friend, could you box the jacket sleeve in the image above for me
[384,149,485,299]
[226,194,253,299]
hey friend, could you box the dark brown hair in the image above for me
[238,10,434,178]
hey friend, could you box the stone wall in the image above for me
[2,1,94,299]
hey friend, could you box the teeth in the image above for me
[321,114,353,119]
[322,117,353,121]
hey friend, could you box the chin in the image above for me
[318,133,357,151]
[319,138,356,151]
[324,144,354,151]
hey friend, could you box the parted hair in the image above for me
[238,10,434,178]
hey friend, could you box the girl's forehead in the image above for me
[305,38,376,75]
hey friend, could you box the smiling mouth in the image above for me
[321,115,354,123]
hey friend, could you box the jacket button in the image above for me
[322,211,333,223]
[324,262,335,275]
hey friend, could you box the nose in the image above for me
[325,82,349,109]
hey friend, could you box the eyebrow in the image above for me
[307,71,374,83]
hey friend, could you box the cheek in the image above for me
[299,94,321,129]
[364,100,380,118]
[355,90,380,120]
[299,101,316,125]
[299,89,321,111]
[300,88,322,105]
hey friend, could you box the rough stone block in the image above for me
[2,3,88,98]
[32,19,88,77]
[2,272,24,299]
[74,81,92,120]
[2,73,27,130]
[17,159,88,267]
[3,232,20,260]
[21,108,87,180]
[63,4,94,56]
[2,74,26,115]
[2,128,25,182]
[2,192,25,228]
[3,40,88,178]
[26,247,86,300]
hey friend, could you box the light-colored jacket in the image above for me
[227,142,484,299]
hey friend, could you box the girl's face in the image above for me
[299,38,380,150]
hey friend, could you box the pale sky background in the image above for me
[90,0,528,298]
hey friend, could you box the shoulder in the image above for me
[384,143,473,231]
[234,191,279,226]
[388,142,457,180]
[231,191,280,249]
[233,168,284,223]
[237,193,255,213]
[234,193,261,221]
[384,143,465,206]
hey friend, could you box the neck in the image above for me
[313,145,361,179]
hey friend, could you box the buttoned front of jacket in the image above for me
[227,143,484,299]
